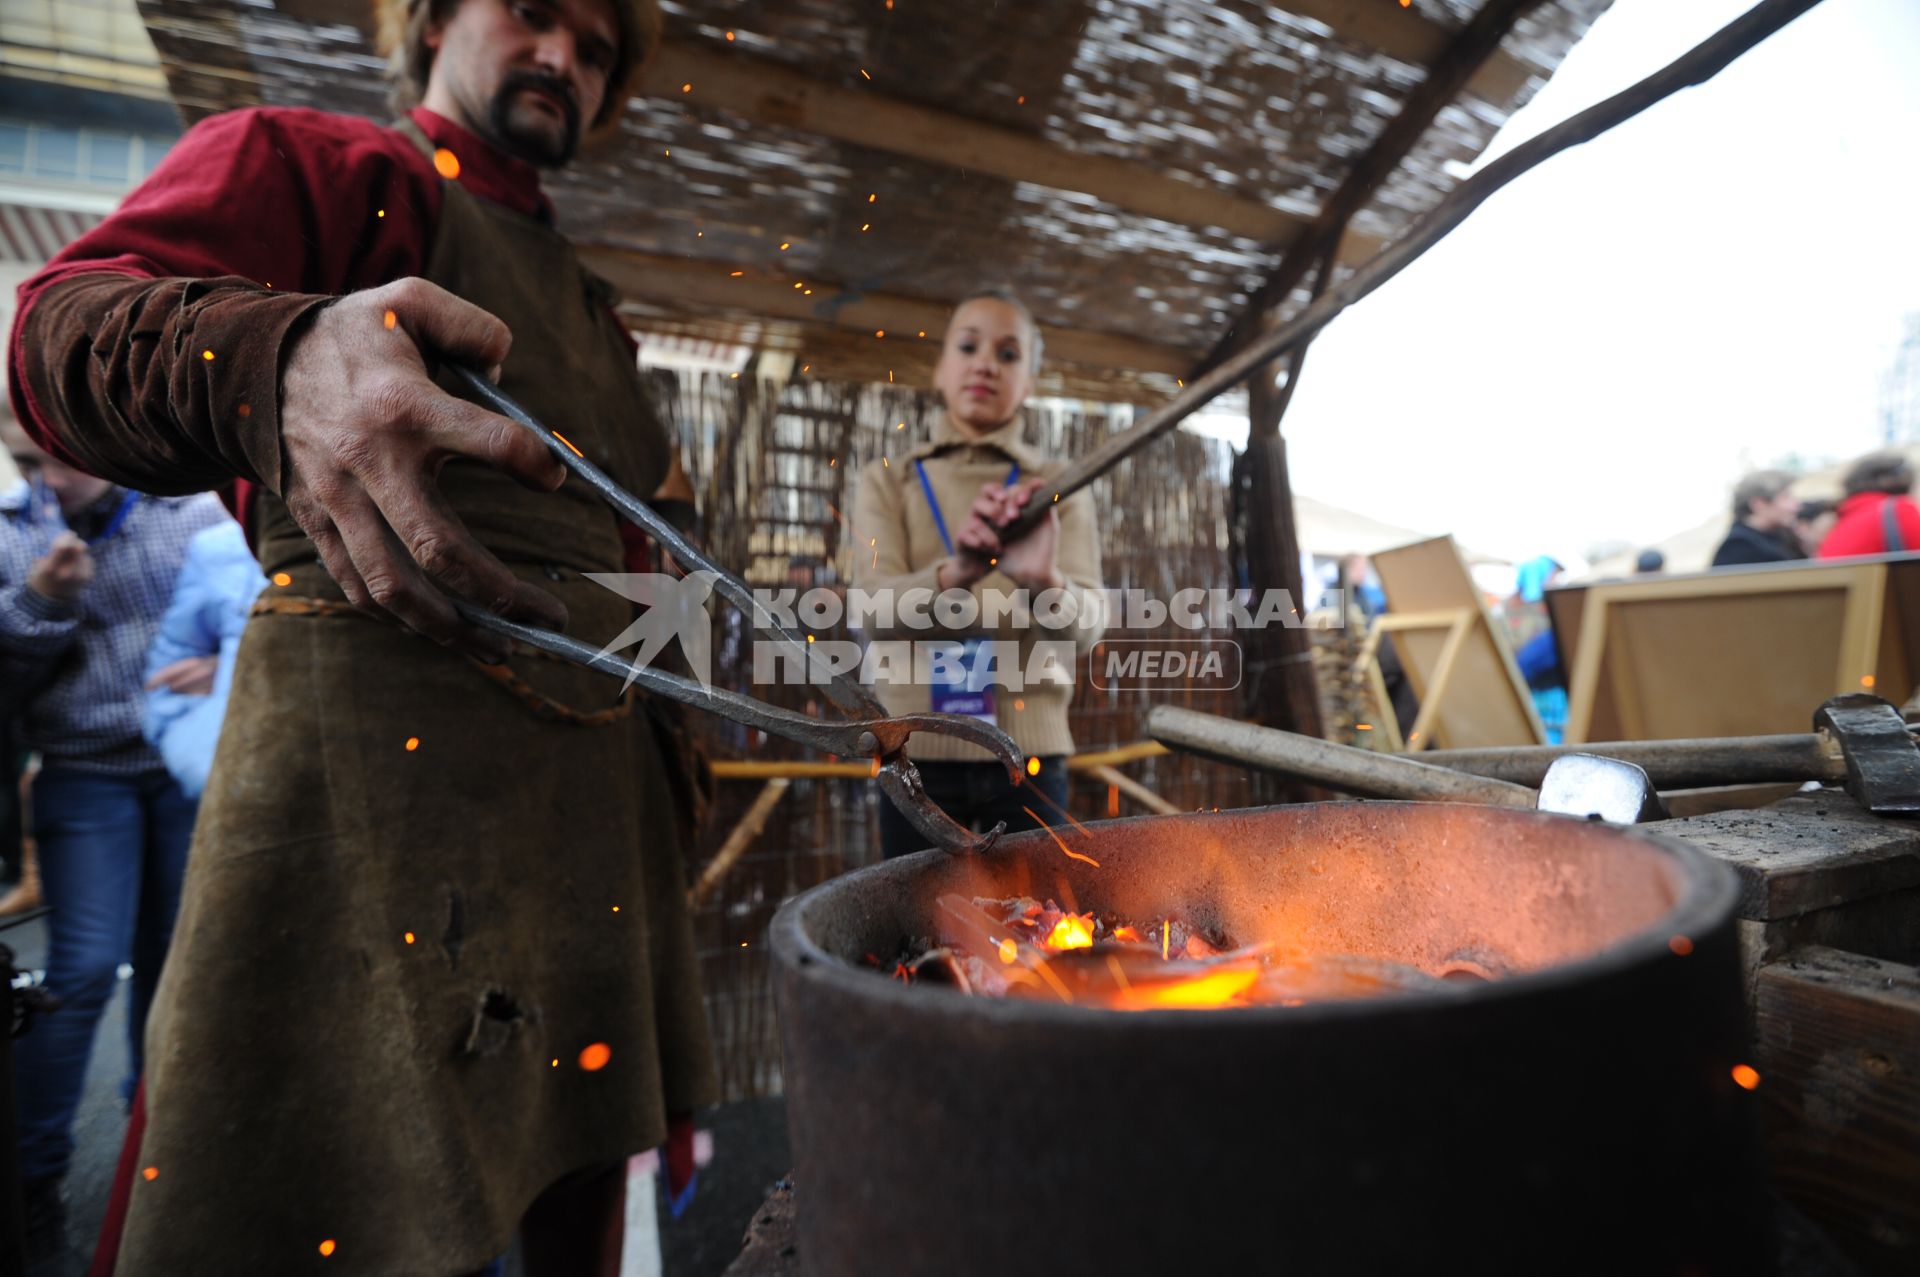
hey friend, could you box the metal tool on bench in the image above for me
[444,366,1025,854]
[1147,704,1670,823]
[1148,694,1920,824]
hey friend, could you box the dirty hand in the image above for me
[145,656,218,696]
[278,278,569,659]
[28,532,93,602]
[983,478,1062,591]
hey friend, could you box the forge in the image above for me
[771,802,1769,1275]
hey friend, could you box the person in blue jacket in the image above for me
[143,520,268,799]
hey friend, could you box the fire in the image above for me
[1043,913,1095,952]
[1112,964,1262,1011]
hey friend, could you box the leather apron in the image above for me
[117,121,718,1276]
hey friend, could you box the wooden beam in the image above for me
[1197,0,1553,377]
[582,247,1198,376]
[637,41,1380,251]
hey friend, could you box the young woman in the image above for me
[852,290,1107,857]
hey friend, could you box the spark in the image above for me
[1356,723,1373,731]
[433,147,460,179]
[1016,95,1026,105]
[860,68,872,80]
[917,330,926,338]
[802,364,811,373]
[1162,921,1170,961]
[549,430,585,458]
[403,931,415,944]
[201,349,215,362]
[794,281,804,289]
[238,404,252,418]
[551,1058,559,1067]
[860,223,870,232]
[272,572,292,587]
[1669,935,1693,956]
[1731,1064,1760,1091]
[780,241,790,250]
[611,905,620,912]
[1104,954,1132,992]
[1861,675,1876,688]
[730,371,739,379]
[383,309,397,330]
[725,30,735,40]
[1026,756,1041,777]
[1022,805,1100,867]
[681,83,692,93]
[1013,698,1025,711]
[405,736,420,752]
[730,271,744,277]
[319,1239,337,1257]
[579,1042,612,1071]
[1176,378,1184,387]
[868,193,877,203]
[143,1166,158,1181]
[740,940,750,948]
[998,938,1017,964]
[896,421,905,430]
[377,209,385,218]
[875,329,885,338]
[804,289,812,295]
[664,148,670,156]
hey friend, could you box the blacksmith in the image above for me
[6,0,717,1272]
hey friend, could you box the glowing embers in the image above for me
[883,894,1449,1012]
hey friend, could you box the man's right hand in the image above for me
[278,278,571,660]
[28,532,93,603]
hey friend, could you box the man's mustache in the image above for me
[498,71,581,136]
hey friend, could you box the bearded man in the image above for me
[6,1,716,1272]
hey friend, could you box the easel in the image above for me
[1357,536,1546,751]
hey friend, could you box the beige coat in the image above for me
[850,413,1105,762]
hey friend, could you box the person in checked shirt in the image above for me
[0,391,224,1261]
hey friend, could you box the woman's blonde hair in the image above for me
[373,0,661,140]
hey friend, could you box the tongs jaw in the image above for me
[446,367,1022,854]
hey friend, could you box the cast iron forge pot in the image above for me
[771,802,1769,1276]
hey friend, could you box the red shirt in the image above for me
[6,106,609,538]
[1818,491,1920,559]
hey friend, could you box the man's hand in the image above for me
[146,656,218,696]
[28,533,93,603]
[278,278,570,659]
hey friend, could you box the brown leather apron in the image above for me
[117,122,717,1276]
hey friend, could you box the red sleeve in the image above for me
[7,108,441,507]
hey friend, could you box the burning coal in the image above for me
[873,895,1452,1010]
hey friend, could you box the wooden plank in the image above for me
[639,41,1386,253]
[587,247,1196,376]
[1658,793,1920,922]
[1753,946,1920,1274]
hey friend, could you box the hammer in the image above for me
[1146,694,1920,824]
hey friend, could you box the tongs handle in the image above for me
[446,366,1025,853]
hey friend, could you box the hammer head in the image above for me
[1814,693,1920,817]
[1537,754,1670,824]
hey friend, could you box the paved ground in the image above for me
[8,914,791,1276]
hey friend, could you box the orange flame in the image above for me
[1113,964,1261,1011]
[1042,913,1094,952]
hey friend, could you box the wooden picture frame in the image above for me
[1365,536,1547,750]
[1546,553,1920,743]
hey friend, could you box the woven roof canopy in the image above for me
[135,0,1609,400]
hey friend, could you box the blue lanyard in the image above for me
[90,491,139,543]
[24,482,138,548]
[914,460,1019,557]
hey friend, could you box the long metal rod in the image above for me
[1148,705,1537,808]
[1421,734,1846,791]
[1000,0,1828,543]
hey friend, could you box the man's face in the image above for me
[425,0,619,168]
[2,416,110,514]
[1750,487,1799,531]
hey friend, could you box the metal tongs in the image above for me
[446,366,1022,854]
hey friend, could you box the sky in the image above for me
[1195,0,1920,564]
